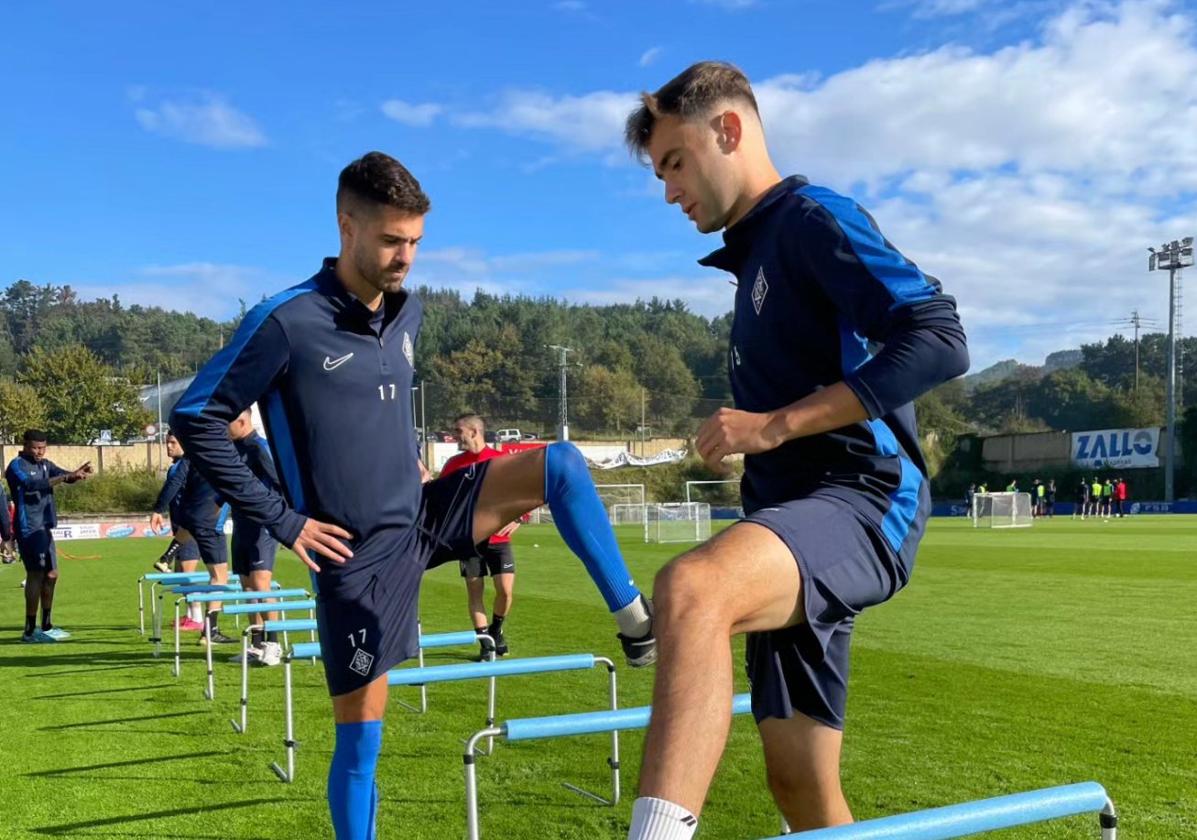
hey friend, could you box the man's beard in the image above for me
[356,252,409,294]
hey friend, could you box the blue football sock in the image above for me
[328,720,382,840]
[544,441,641,612]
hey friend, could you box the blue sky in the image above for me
[3,0,1196,369]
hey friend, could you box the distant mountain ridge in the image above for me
[964,349,1083,391]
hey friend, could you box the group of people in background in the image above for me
[965,476,1130,520]
[1074,476,1130,520]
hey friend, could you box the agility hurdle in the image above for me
[174,588,308,673]
[150,582,243,653]
[196,598,315,700]
[764,782,1117,839]
[270,650,610,784]
[138,571,208,634]
[464,693,753,840]
[230,617,319,734]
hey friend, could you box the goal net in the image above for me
[530,484,647,539]
[972,492,1033,529]
[647,503,711,544]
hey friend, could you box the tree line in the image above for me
[1,276,1189,456]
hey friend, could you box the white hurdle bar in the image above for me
[230,617,319,734]
[464,693,753,840]
[765,782,1116,839]
[269,648,605,785]
[173,587,309,677]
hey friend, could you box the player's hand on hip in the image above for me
[291,518,354,572]
[696,407,781,471]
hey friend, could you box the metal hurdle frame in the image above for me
[196,598,315,700]
[463,693,752,840]
[173,587,309,677]
[765,782,1117,839]
[138,571,208,635]
[152,582,242,655]
[230,617,319,734]
[403,629,488,714]
[269,649,608,785]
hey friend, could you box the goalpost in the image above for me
[647,502,711,544]
[972,492,1033,529]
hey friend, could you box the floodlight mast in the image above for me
[1148,236,1195,503]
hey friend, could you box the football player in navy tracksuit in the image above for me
[172,152,656,839]
[622,62,969,838]
[6,429,93,643]
[228,408,283,665]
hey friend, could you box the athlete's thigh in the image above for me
[331,674,389,723]
[663,521,804,635]
[473,448,545,541]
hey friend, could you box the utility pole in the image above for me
[546,345,576,441]
[1131,309,1141,392]
[1149,237,1194,503]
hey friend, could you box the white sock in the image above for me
[627,797,697,840]
[189,603,203,622]
[614,595,652,638]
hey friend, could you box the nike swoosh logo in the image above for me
[323,353,354,371]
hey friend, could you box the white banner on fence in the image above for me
[1071,428,1160,470]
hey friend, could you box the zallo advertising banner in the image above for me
[1071,428,1160,470]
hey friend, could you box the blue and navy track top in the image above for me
[5,454,71,538]
[171,258,423,564]
[232,431,281,548]
[698,176,969,553]
[152,456,188,520]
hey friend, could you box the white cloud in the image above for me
[445,1,1197,366]
[639,46,664,67]
[380,99,445,127]
[133,94,267,149]
[454,90,636,154]
[73,263,285,319]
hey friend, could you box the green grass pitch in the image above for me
[0,516,1193,838]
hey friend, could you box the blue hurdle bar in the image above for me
[464,693,753,840]
[198,600,315,700]
[231,618,320,734]
[408,622,494,712]
[762,782,1117,839]
[268,646,603,785]
[172,587,309,676]
[140,572,224,639]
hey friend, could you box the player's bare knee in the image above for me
[654,554,730,629]
[45,570,58,582]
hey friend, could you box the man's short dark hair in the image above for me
[337,151,431,216]
[625,61,760,163]
[454,413,485,432]
[23,429,47,444]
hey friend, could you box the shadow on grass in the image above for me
[32,682,179,700]
[30,798,280,837]
[40,709,200,731]
[27,750,226,777]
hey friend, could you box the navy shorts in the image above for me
[177,539,201,563]
[459,542,515,578]
[744,485,927,730]
[231,527,277,576]
[18,529,57,573]
[313,461,491,696]
[188,527,228,567]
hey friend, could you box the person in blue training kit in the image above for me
[6,429,93,643]
[228,407,283,666]
[170,151,655,840]
[150,432,207,629]
[170,439,233,644]
[622,62,969,838]
[0,476,13,565]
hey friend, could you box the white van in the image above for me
[496,428,522,443]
